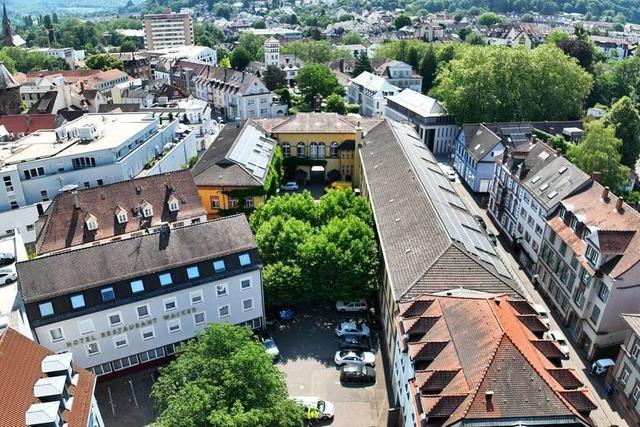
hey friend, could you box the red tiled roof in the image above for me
[399,295,595,426]
[35,171,205,255]
[0,114,57,135]
[0,328,95,427]
[552,181,640,278]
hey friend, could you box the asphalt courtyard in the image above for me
[272,307,392,427]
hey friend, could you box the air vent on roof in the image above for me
[558,166,567,174]
[531,176,541,184]
[547,191,558,199]
[539,183,549,191]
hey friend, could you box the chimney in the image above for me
[36,203,44,216]
[591,171,602,183]
[602,186,609,200]
[616,197,624,211]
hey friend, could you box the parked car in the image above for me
[592,358,616,376]
[290,396,334,420]
[263,336,280,360]
[486,230,497,246]
[0,252,15,267]
[280,182,299,191]
[340,363,376,384]
[544,330,570,359]
[334,350,375,366]
[340,336,371,351]
[446,169,457,182]
[335,321,370,337]
[533,303,551,327]
[473,215,487,230]
[336,300,368,313]
[0,265,17,285]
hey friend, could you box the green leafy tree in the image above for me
[230,46,252,70]
[433,44,592,123]
[418,44,438,94]
[274,87,292,107]
[299,215,379,301]
[610,56,640,101]
[219,56,231,68]
[85,54,124,71]
[252,19,266,29]
[324,93,347,114]
[544,29,569,45]
[341,31,363,45]
[567,121,630,190]
[119,40,137,52]
[465,32,485,45]
[255,216,313,264]
[351,52,373,77]
[237,32,265,60]
[316,189,373,226]
[194,23,224,47]
[296,63,341,104]
[152,323,304,427]
[249,191,317,232]
[263,65,287,91]
[603,96,640,167]
[477,12,502,26]
[280,40,351,64]
[395,14,411,30]
[263,262,304,308]
[406,46,420,68]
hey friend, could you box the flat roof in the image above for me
[3,113,157,165]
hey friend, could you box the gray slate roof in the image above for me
[18,215,257,303]
[361,119,523,301]
[622,314,640,337]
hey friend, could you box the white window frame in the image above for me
[218,304,230,319]
[136,304,151,319]
[620,365,631,385]
[194,311,206,325]
[167,319,182,334]
[140,326,155,341]
[240,278,252,291]
[163,297,177,312]
[190,289,204,305]
[159,272,173,286]
[77,319,95,335]
[113,333,129,349]
[187,265,200,279]
[242,298,254,312]
[85,342,101,357]
[107,311,123,327]
[49,327,65,342]
[216,283,228,298]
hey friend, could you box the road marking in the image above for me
[128,380,139,408]
[107,386,116,416]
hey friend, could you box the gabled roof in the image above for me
[399,295,594,426]
[361,120,522,301]
[0,61,19,89]
[253,112,382,134]
[462,124,502,161]
[192,121,277,187]
[385,89,447,118]
[0,328,95,427]
[350,71,399,93]
[0,114,57,135]
[550,181,640,278]
[192,63,269,97]
[19,214,258,303]
[35,170,205,255]
[622,313,640,337]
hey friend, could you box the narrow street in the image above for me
[451,177,629,427]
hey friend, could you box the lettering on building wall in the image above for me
[64,307,197,348]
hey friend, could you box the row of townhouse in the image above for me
[351,118,597,426]
[166,60,287,121]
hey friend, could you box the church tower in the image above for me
[2,4,13,47]
[264,37,280,67]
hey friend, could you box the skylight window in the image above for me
[547,191,558,199]
[539,183,549,191]
[531,176,541,184]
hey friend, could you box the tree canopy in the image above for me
[263,65,287,91]
[568,121,630,191]
[230,47,253,71]
[280,40,352,64]
[85,54,123,71]
[296,63,343,104]
[603,96,640,168]
[250,191,379,306]
[352,52,373,77]
[394,14,411,29]
[152,323,304,427]
[433,44,592,123]
[477,12,503,26]
[0,47,68,73]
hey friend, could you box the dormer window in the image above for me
[570,217,578,231]
[115,207,128,224]
[585,245,599,266]
[85,214,98,231]
[141,201,153,218]
[167,195,179,212]
[559,206,566,220]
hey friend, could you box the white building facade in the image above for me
[347,72,400,118]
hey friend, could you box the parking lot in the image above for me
[94,367,158,427]
[272,307,391,427]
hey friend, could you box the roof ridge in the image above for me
[26,214,246,263]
